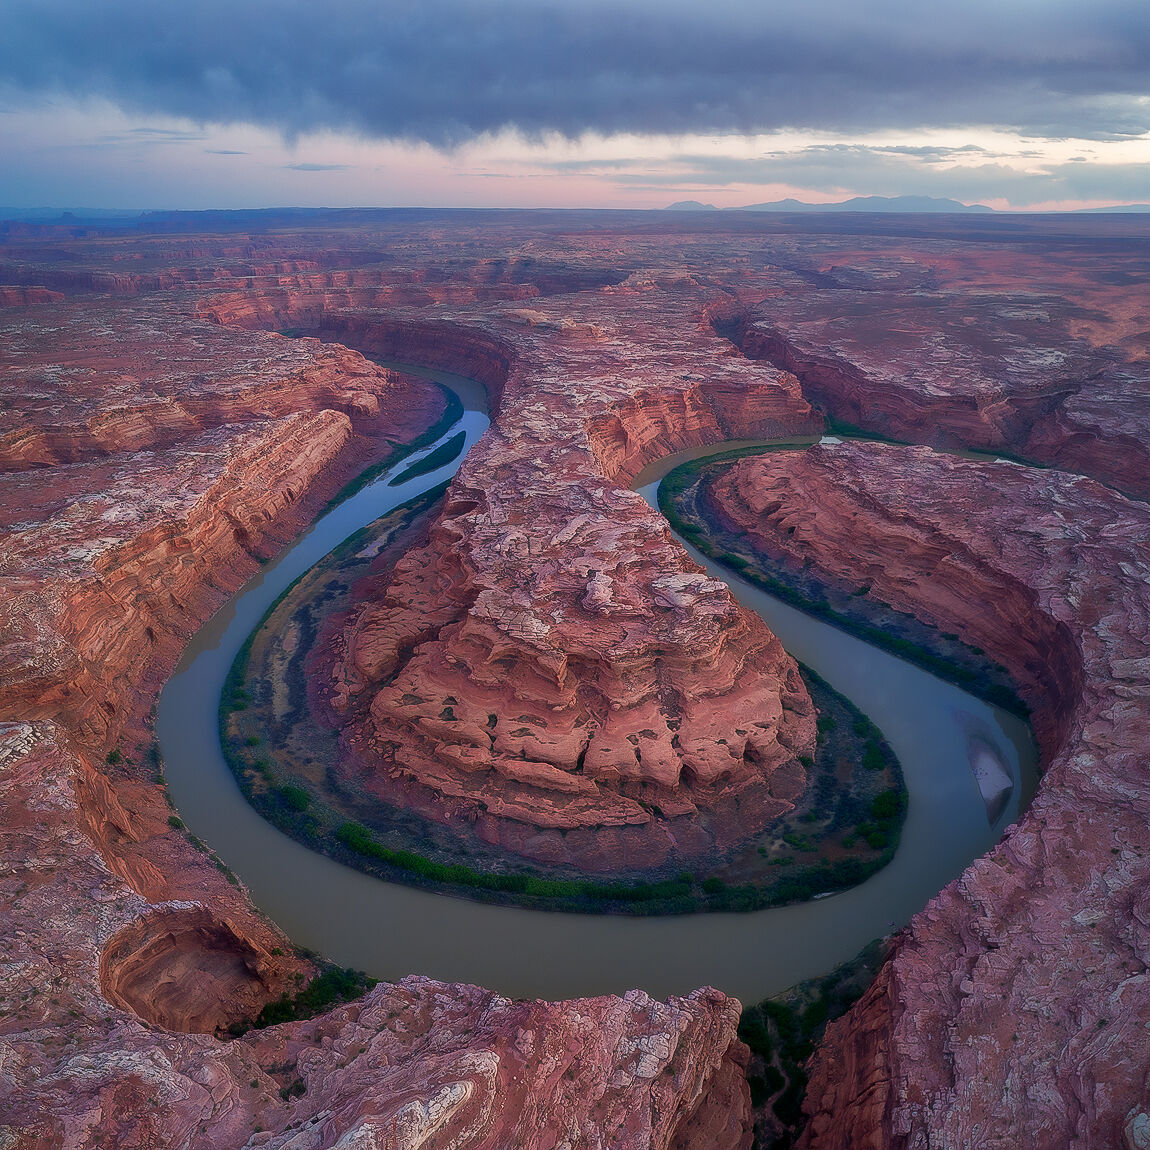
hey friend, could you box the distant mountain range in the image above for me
[4,199,1149,230]
[665,196,1150,214]
[667,195,992,213]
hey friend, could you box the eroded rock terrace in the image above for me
[0,211,1147,1147]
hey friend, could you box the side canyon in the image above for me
[1,209,1147,1148]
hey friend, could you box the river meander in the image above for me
[157,365,1037,1004]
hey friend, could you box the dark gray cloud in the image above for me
[867,145,989,163]
[0,0,1148,145]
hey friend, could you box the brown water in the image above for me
[157,371,1037,1005]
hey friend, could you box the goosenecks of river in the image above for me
[157,366,1037,1005]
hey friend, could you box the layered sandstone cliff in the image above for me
[0,721,752,1149]
[706,443,1150,1148]
[713,241,1150,503]
[319,287,821,870]
[0,298,446,746]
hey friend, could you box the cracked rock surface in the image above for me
[2,210,1148,1147]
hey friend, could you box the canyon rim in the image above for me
[1,208,1148,1148]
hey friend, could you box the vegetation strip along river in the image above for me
[157,365,1037,1004]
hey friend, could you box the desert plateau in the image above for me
[1,207,1148,1149]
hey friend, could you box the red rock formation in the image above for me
[0,296,448,1043]
[0,299,432,472]
[703,442,1150,1148]
[705,449,1083,760]
[100,906,285,1034]
[3,213,1148,1147]
[334,467,814,870]
[319,288,820,871]
[714,244,1150,501]
[0,722,751,1150]
[0,286,65,306]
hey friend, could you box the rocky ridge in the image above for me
[712,239,1150,501]
[0,721,748,1149]
[708,443,1150,1147]
[1,213,1148,1147]
[315,289,821,870]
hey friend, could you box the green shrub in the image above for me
[762,1063,786,1097]
[871,789,905,821]
[773,1075,808,1127]
[747,1073,770,1107]
[254,966,377,1028]
[738,1010,773,1057]
[388,431,467,487]
[277,785,311,813]
[857,823,890,850]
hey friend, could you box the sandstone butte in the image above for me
[307,289,821,872]
[0,209,1147,1147]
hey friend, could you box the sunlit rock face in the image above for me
[317,286,820,871]
[336,463,816,870]
[0,295,445,744]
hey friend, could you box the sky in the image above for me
[1,0,1149,212]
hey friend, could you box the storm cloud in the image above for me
[1,0,1148,146]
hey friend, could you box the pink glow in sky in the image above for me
[2,1,1148,212]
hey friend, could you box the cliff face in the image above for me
[0,298,427,471]
[704,450,1082,761]
[0,297,445,747]
[0,722,751,1150]
[713,249,1150,503]
[0,300,450,1067]
[706,443,1150,1148]
[321,288,821,871]
[2,215,1149,1148]
[2,412,356,738]
[335,463,814,870]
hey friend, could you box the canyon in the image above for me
[307,295,822,874]
[706,444,1150,1147]
[1,209,1147,1147]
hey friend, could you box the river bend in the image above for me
[157,365,1036,1004]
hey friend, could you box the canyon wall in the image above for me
[703,450,1082,761]
[706,442,1150,1148]
[713,250,1150,503]
[2,213,1148,1147]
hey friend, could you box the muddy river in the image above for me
[157,365,1036,1004]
